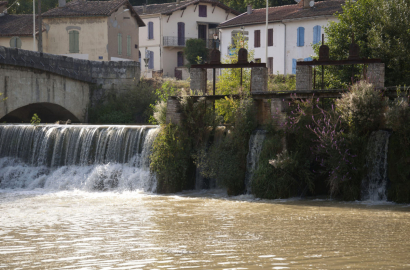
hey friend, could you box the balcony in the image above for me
[163,36,219,49]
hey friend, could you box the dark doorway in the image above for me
[178,22,185,46]
[177,51,184,67]
[175,69,182,80]
[198,25,207,41]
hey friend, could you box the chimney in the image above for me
[304,0,311,8]
[58,0,66,7]
[143,4,146,13]
[247,4,252,15]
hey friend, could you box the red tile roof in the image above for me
[0,14,45,36]
[42,0,145,26]
[134,0,240,16]
[218,0,344,28]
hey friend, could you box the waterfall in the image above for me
[361,130,391,201]
[0,124,159,192]
[245,130,266,194]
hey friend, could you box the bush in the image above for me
[89,79,157,124]
[336,81,388,135]
[184,39,209,68]
[386,96,410,203]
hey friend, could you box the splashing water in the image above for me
[0,124,159,192]
[361,130,391,201]
[245,129,267,194]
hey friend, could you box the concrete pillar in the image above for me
[296,65,313,90]
[251,67,268,93]
[270,98,288,129]
[190,68,207,94]
[254,99,271,126]
[367,63,385,88]
[166,97,183,125]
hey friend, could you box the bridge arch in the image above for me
[0,102,80,123]
[0,64,90,123]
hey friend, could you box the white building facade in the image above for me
[134,0,239,79]
[218,0,344,75]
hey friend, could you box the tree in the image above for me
[6,0,60,14]
[183,38,209,69]
[316,0,410,87]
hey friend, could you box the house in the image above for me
[0,2,43,51]
[0,0,145,62]
[41,0,145,61]
[134,0,240,79]
[218,0,344,75]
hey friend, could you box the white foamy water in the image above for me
[0,124,159,192]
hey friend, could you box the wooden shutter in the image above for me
[149,51,154,69]
[74,31,79,53]
[118,33,122,55]
[268,29,273,47]
[69,31,74,52]
[178,22,185,46]
[292,59,297,74]
[127,36,131,56]
[254,30,260,48]
[268,57,273,74]
[297,27,305,47]
[148,22,154,39]
[69,31,79,53]
[177,51,183,67]
[199,5,207,17]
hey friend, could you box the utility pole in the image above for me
[33,0,35,51]
[37,0,43,52]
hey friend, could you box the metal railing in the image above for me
[163,36,219,49]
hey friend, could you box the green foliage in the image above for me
[386,94,410,203]
[268,74,296,91]
[336,81,388,135]
[89,79,157,124]
[150,124,194,193]
[317,0,410,86]
[196,98,257,195]
[184,39,209,69]
[30,113,41,125]
[6,0,63,14]
[150,95,217,193]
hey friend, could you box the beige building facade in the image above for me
[0,0,145,62]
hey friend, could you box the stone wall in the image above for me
[190,68,207,94]
[250,67,268,93]
[295,65,313,90]
[367,63,385,88]
[0,46,141,91]
[165,97,183,125]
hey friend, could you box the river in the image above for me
[1,189,409,269]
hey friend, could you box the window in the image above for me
[254,30,260,48]
[199,5,207,17]
[268,57,273,74]
[313,25,321,44]
[9,36,22,49]
[118,33,122,55]
[149,50,154,69]
[292,58,297,74]
[69,31,79,53]
[148,22,154,39]
[127,35,131,56]
[268,29,273,47]
[139,51,141,63]
[177,51,184,67]
[177,22,185,46]
[297,27,305,47]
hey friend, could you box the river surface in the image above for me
[1,189,409,269]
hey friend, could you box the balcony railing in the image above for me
[163,36,219,49]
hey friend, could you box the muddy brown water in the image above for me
[1,190,409,269]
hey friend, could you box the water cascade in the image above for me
[0,124,159,191]
[245,129,266,193]
[361,130,391,201]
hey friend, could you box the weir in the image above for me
[0,124,159,191]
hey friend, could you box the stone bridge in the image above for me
[0,47,140,123]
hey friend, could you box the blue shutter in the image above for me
[304,57,312,61]
[300,27,305,46]
[148,22,153,39]
[313,25,321,44]
[292,59,297,74]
